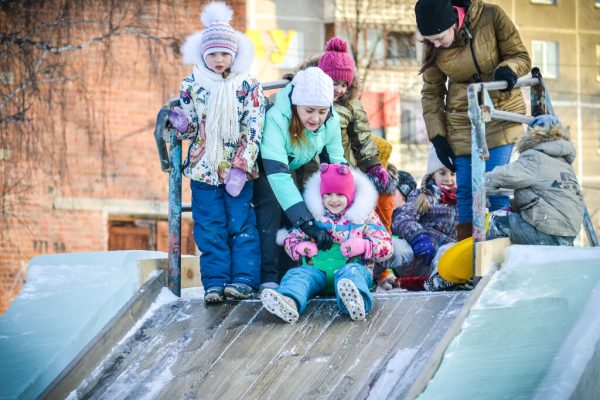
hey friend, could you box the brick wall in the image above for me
[0,0,247,314]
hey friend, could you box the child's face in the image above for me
[393,189,406,209]
[296,105,329,132]
[205,52,233,73]
[333,80,348,101]
[323,193,348,214]
[433,167,456,188]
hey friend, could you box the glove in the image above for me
[168,107,189,133]
[440,185,457,205]
[293,241,318,260]
[300,220,333,250]
[431,135,456,172]
[411,234,436,264]
[367,165,389,191]
[225,168,247,197]
[494,66,518,92]
[341,238,370,258]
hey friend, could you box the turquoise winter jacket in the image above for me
[260,83,346,226]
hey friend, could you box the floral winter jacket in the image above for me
[176,64,265,185]
[391,177,458,250]
[282,169,393,268]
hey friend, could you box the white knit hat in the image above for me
[426,145,445,176]
[290,67,334,107]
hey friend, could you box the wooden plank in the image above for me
[475,238,511,276]
[137,256,201,288]
[199,300,334,399]
[40,273,164,400]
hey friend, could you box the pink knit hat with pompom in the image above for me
[320,163,355,206]
[318,37,355,85]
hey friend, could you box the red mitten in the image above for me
[293,241,318,260]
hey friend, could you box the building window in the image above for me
[532,40,559,79]
[531,0,556,4]
[400,101,428,145]
[596,44,600,81]
[386,32,417,66]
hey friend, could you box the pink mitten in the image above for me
[225,168,247,197]
[293,241,318,260]
[341,238,370,258]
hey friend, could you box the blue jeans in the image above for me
[191,180,260,289]
[454,144,513,224]
[277,263,373,316]
[487,210,575,246]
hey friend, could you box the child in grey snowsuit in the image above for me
[485,115,584,245]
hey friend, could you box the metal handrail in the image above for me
[467,68,599,281]
[154,79,290,296]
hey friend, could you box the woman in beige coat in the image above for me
[415,0,531,240]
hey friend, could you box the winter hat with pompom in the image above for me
[426,145,446,176]
[318,37,356,85]
[320,163,356,207]
[199,2,239,63]
[291,67,334,107]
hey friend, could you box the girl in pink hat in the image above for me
[261,163,393,323]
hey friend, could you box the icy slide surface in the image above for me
[0,251,165,400]
[419,245,600,400]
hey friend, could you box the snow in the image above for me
[418,245,600,399]
[0,250,166,400]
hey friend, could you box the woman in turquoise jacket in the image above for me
[254,67,347,288]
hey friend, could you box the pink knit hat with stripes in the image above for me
[200,2,238,63]
[318,37,355,85]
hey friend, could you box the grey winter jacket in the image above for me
[485,140,584,237]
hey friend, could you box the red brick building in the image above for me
[0,0,246,314]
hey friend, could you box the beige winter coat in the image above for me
[421,0,531,156]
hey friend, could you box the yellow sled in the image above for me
[438,237,473,284]
[439,214,493,283]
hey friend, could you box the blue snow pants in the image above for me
[190,179,260,289]
[277,263,373,316]
[454,144,513,224]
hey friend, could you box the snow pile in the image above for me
[418,245,600,399]
[0,251,165,400]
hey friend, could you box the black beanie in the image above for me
[415,0,457,36]
[396,170,417,199]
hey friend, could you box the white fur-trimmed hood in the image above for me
[303,167,379,223]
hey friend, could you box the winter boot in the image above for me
[204,286,225,303]
[224,283,256,300]
[337,278,366,321]
[261,289,299,323]
[457,222,473,241]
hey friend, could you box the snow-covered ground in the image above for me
[0,251,166,400]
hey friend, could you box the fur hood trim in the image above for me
[181,28,254,74]
[516,123,571,153]
[303,167,378,223]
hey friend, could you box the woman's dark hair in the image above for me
[289,106,309,146]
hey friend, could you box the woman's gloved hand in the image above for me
[431,135,456,172]
[300,220,333,250]
[494,66,518,92]
[293,241,318,260]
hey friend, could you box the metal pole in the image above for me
[167,129,182,296]
[467,83,487,280]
